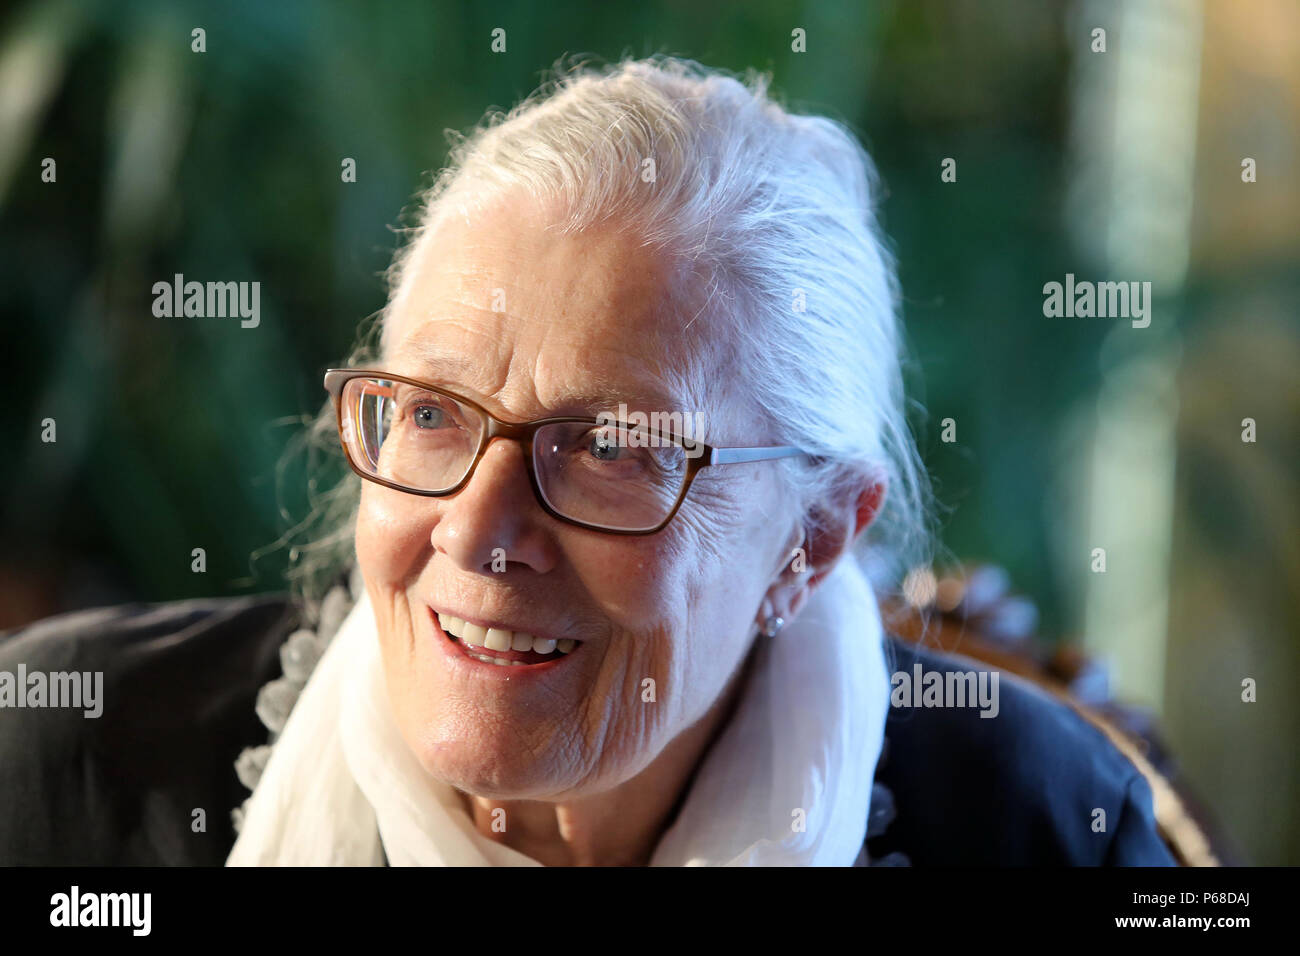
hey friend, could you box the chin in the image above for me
[402,713,586,800]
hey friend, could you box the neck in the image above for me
[460,640,759,866]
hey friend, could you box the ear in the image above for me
[761,475,887,626]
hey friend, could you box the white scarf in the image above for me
[228,558,889,866]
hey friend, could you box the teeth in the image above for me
[436,611,579,657]
[466,652,526,666]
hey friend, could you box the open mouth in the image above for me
[436,611,579,667]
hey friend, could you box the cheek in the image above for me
[573,522,754,685]
[568,531,692,627]
[355,483,431,586]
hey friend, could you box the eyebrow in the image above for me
[390,338,683,420]
[393,341,482,386]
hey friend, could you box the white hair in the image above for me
[284,55,933,597]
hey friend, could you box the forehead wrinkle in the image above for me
[500,316,704,421]
[386,318,510,396]
[537,346,697,420]
[386,201,730,430]
[387,314,700,425]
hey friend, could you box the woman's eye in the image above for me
[582,428,682,475]
[588,432,623,461]
[412,404,448,429]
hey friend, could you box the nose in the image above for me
[428,437,559,575]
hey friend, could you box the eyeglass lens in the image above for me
[339,377,691,532]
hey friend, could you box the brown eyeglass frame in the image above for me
[324,368,810,535]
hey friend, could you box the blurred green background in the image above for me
[1,0,1296,863]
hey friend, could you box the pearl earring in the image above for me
[762,615,785,637]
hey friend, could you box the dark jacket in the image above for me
[0,595,1176,866]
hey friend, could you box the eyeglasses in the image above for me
[324,368,810,535]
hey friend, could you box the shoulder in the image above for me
[0,594,295,865]
[868,637,1176,866]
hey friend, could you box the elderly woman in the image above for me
[0,57,1174,867]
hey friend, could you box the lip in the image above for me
[427,605,579,678]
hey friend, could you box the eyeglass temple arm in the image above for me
[710,446,809,465]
